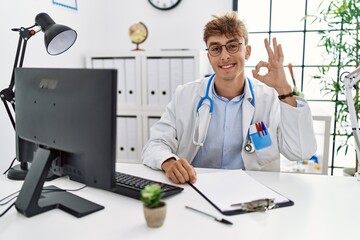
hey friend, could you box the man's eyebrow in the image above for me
[207,39,240,46]
[208,42,221,47]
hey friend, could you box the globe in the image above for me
[129,22,148,51]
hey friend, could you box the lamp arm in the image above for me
[344,67,360,180]
[0,27,37,127]
[9,27,37,90]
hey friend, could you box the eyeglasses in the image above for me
[206,42,243,57]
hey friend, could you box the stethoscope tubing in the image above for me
[196,74,215,113]
[193,74,256,149]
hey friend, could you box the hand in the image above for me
[161,158,197,184]
[251,37,292,94]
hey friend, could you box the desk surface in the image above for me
[1,163,359,240]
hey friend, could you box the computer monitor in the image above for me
[14,67,117,217]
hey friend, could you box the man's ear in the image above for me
[245,45,251,60]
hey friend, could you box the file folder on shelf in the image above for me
[158,58,171,105]
[126,116,139,163]
[182,58,195,84]
[114,59,127,105]
[170,58,183,96]
[91,59,104,69]
[116,117,128,162]
[125,58,137,105]
[188,170,293,215]
[147,58,159,105]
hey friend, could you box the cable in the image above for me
[42,185,87,193]
[2,157,17,175]
[0,202,15,217]
[0,190,19,205]
[0,185,87,217]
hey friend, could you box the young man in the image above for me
[142,11,317,184]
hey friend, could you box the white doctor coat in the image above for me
[142,77,317,171]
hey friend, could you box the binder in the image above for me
[147,117,160,138]
[91,58,104,69]
[158,58,171,105]
[102,58,114,69]
[113,59,127,106]
[189,170,293,215]
[182,57,195,84]
[147,58,159,105]
[116,117,128,162]
[124,58,137,105]
[126,116,138,163]
[170,58,183,97]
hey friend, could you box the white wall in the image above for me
[0,0,231,173]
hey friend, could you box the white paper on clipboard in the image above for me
[191,170,291,213]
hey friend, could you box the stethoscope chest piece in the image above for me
[244,141,255,153]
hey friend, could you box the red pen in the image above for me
[255,122,263,136]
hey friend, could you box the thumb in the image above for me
[252,69,263,81]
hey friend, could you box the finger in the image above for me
[252,69,261,80]
[277,43,284,62]
[264,38,273,59]
[254,61,269,72]
[173,167,187,183]
[272,37,278,58]
[252,61,268,82]
[178,159,193,181]
[167,171,180,184]
[181,161,197,183]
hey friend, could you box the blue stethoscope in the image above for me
[192,74,255,153]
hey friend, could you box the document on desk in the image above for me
[189,170,293,215]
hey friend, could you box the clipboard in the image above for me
[188,170,294,216]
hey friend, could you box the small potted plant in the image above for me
[141,183,166,228]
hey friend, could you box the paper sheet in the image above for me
[193,170,289,212]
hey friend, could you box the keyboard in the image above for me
[114,172,184,200]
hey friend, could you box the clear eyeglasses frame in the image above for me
[206,42,243,57]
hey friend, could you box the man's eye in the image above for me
[228,43,238,49]
[211,46,220,52]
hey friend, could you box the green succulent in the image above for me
[141,183,164,209]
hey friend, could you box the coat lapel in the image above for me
[242,79,255,141]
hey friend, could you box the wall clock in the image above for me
[148,0,182,11]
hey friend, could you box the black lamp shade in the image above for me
[35,13,77,55]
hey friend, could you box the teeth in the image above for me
[221,64,233,69]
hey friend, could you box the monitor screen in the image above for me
[14,67,117,217]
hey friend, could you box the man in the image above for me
[142,11,317,184]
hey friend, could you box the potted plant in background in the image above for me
[141,183,166,228]
[306,0,360,175]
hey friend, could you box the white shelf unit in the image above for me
[86,50,211,163]
[281,112,332,175]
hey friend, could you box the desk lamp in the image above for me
[344,66,360,181]
[0,12,77,180]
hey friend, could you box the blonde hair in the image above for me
[203,11,248,45]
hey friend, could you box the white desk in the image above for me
[0,163,359,240]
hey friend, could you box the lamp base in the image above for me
[7,163,59,181]
[7,164,28,180]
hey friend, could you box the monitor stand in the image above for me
[15,148,104,217]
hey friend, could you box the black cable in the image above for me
[3,157,17,175]
[42,185,87,193]
[0,185,87,217]
[0,195,18,206]
[0,202,15,217]
[0,190,19,203]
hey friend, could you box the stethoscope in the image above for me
[192,74,256,153]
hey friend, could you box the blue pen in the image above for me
[261,121,268,135]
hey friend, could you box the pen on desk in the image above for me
[185,205,233,225]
